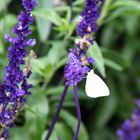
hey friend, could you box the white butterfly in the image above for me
[85,70,110,98]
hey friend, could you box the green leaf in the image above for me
[107,7,140,22]
[102,48,129,71]
[92,128,117,140]
[73,0,84,6]
[98,0,112,25]
[47,41,66,65]
[27,87,49,120]
[0,0,11,13]
[10,127,30,140]
[60,110,89,140]
[92,94,117,129]
[55,123,73,140]
[0,14,17,33]
[35,0,53,42]
[46,86,64,96]
[88,42,106,77]
[0,40,3,53]
[105,0,140,22]
[42,123,73,140]
[31,41,67,84]
[42,130,57,140]
[110,0,140,10]
[104,58,123,71]
[31,56,48,76]
[33,8,62,26]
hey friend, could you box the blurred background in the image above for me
[0,0,140,139]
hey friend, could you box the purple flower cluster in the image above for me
[0,0,37,137]
[117,100,140,140]
[22,0,37,12]
[64,0,104,86]
[46,1,104,140]
[76,0,104,37]
[64,39,94,86]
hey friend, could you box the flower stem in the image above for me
[0,128,9,139]
[73,85,81,140]
[45,85,69,140]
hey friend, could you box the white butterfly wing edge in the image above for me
[85,70,110,98]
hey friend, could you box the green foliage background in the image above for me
[0,0,140,139]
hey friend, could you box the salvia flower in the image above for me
[117,99,140,140]
[45,1,105,140]
[64,47,92,86]
[64,0,104,86]
[0,0,37,139]
[76,0,104,37]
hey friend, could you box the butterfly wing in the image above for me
[85,70,110,98]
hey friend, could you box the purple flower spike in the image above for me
[76,0,104,37]
[46,1,104,140]
[0,0,37,139]
[117,99,140,140]
[22,0,37,12]
[64,0,104,86]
